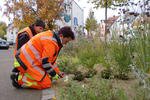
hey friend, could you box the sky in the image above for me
[74,0,119,23]
[74,0,142,23]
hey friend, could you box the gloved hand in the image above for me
[58,72,65,78]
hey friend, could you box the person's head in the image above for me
[34,19,45,33]
[58,26,75,45]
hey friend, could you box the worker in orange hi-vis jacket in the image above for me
[12,19,45,76]
[10,26,75,89]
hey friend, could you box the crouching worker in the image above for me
[12,19,45,76]
[10,26,75,89]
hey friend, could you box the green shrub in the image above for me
[76,38,105,68]
[58,37,107,73]
[57,55,79,74]
[59,78,128,100]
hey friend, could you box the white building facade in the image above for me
[6,23,18,43]
[56,0,84,35]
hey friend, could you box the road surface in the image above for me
[0,48,56,100]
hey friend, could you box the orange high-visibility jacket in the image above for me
[14,27,33,54]
[15,30,63,81]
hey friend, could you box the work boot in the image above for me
[12,68,19,73]
[10,73,22,89]
[11,68,20,78]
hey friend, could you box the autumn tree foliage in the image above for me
[0,21,7,38]
[3,0,64,29]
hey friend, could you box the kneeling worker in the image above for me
[12,19,45,74]
[11,26,75,89]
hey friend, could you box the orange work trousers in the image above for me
[18,72,52,90]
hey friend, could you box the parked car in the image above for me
[8,41,14,45]
[0,38,9,50]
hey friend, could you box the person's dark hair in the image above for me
[34,19,45,29]
[58,26,75,40]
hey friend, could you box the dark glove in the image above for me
[58,72,65,78]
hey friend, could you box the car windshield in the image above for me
[0,38,6,42]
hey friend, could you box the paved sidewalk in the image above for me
[41,88,56,100]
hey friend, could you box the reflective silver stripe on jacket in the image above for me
[22,75,27,83]
[46,63,58,73]
[21,45,45,76]
[43,62,58,73]
[40,36,57,43]
[27,42,41,63]
[43,63,50,69]
[21,76,27,87]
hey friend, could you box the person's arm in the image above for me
[17,32,30,50]
[41,40,62,77]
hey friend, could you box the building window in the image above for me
[74,17,78,26]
